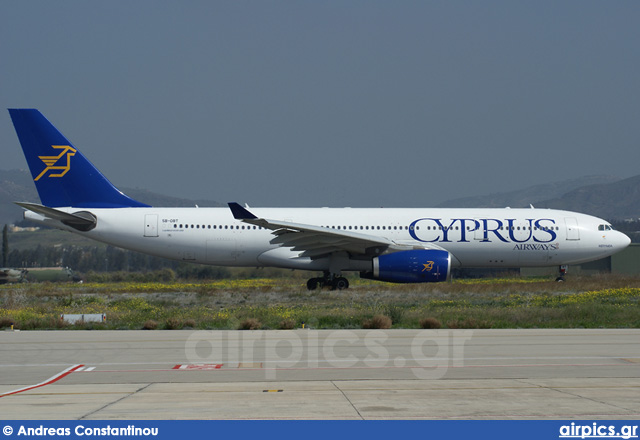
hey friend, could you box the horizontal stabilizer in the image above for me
[16,202,97,231]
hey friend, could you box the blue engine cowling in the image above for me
[361,249,451,283]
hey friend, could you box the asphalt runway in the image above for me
[0,329,639,420]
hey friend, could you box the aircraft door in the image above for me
[564,217,580,241]
[144,214,159,237]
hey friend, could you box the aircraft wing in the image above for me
[228,202,442,259]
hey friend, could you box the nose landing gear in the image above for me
[555,265,568,282]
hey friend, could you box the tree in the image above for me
[2,225,8,267]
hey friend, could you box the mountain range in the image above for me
[437,174,640,220]
[0,169,223,225]
[1,169,638,225]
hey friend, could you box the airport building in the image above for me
[520,243,640,277]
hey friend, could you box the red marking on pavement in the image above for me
[87,361,635,374]
[0,364,84,398]
[172,364,223,370]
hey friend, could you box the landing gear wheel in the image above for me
[308,274,350,290]
[306,278,319,291]
[332,277,349,290]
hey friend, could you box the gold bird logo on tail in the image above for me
[34,145,77,181]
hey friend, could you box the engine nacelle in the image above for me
[361,249,451,283]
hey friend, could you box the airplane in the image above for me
[0,268,27,285]
[8,109,631,290]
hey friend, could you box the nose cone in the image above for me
[598,230,631,258]
[618,231,632,249]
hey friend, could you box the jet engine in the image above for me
[361,249,451,283]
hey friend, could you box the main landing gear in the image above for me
[555,265,568,282]
[306,272,350,291]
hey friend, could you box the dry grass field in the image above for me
[1,274,639,330]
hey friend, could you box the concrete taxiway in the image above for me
[0,329,638,419]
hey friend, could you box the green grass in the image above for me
[1,275,639,330]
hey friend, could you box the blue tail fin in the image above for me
[9,109,149,208]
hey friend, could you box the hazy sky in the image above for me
[2,1,639,208]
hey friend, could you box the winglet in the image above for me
[228,202,257,220]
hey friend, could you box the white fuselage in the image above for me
[25,206,631,273]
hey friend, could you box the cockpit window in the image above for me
[598,224,613,231]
